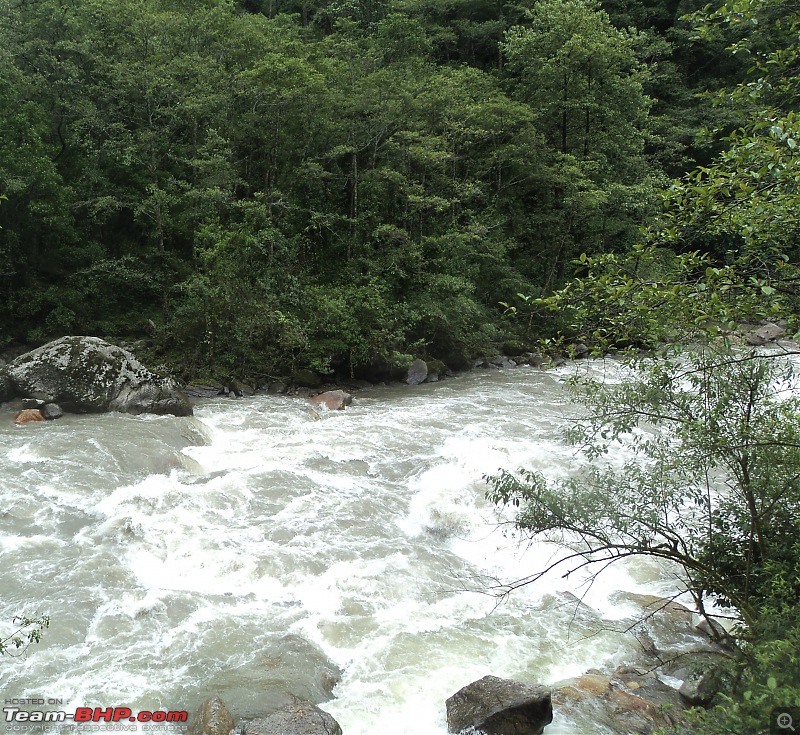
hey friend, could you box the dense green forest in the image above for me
[2,0,800,729]
[0,0,750,382]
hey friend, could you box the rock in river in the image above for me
[7,336,192,416]
[446,675,553,735]
[245,698,342,735]
[309,390,352,411]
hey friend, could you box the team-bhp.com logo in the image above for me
[3,706,188,725]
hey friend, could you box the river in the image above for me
[0,365,688,734]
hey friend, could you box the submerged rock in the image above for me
[260,634,344,704]
[7,336,192,416]
[187,696,236,735]
[446,675,552,735]
[245,698,342,735]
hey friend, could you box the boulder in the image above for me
[446,675,552,735]
[678,663,721,707]
[425,360,450,382]
[0,369,15,402]
[267,382,287,395]
[245,698,342,735]
[15,409,44,426]
[406,359,428,385]
[553,668,684,735]
[187,695,236,735]
[489,357,517,369]
[186,383,225,398]
[309,390,352,411]
[745,322,786,346]
[41,403,64,420]
[259,634,343,704]
[7,337,192,416]
[570,343,590,359]
[293,369,322,388]
[610,592,694,626]
[22,398,46,409]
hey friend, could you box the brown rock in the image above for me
[575,674,611,696]
[15,409,44,425]
[187,696,235,735]
[610,592,694,625]
[309,390,352,411]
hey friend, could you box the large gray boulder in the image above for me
[0,368,15,402]
[7,336,192,416]
[245,698,342,735]
[406,359,428,385]
[745,322,786,346]
[446,675,552,735]
[259,634,344,705]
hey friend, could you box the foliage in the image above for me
[0,615,49,657]
[487,345,800,625]
[505,242,797,352]
[0,0,716,376]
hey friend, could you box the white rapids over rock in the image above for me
[0,364,692,734]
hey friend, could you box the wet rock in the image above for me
[745,322,786,346]
[554,668,683,735]
[446,675,552,735]
[406,359,428,385]
[0,369,15,402]
[41,402,64,420]
[610,592,694,626]
[260,634,343,704]
[267,382,287,395]
[292,369,322,388]
[309,390,352,411]
[695,617,732,644]
[7,337,192,416]
[187,695,236,735]
[21,398,46,409]
[490,356,517,369]
[231,381,256,397]
[678,666,720,707]
[245,698,342,735]
[186,383,224,398]
[570,343,590,359]
[529,352,546,368]
[15,408,44,425]
[425,359,450,383]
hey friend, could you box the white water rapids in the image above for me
[0,365,690,734]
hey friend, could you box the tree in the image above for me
[501,0,659,289]
[488,344,800,625]
[0,615,49,657]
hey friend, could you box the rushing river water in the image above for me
[0,365,689,735]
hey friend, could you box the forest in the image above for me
[2,0,800,730]
[0,0,763,382]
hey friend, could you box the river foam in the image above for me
[0,365,686,734]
